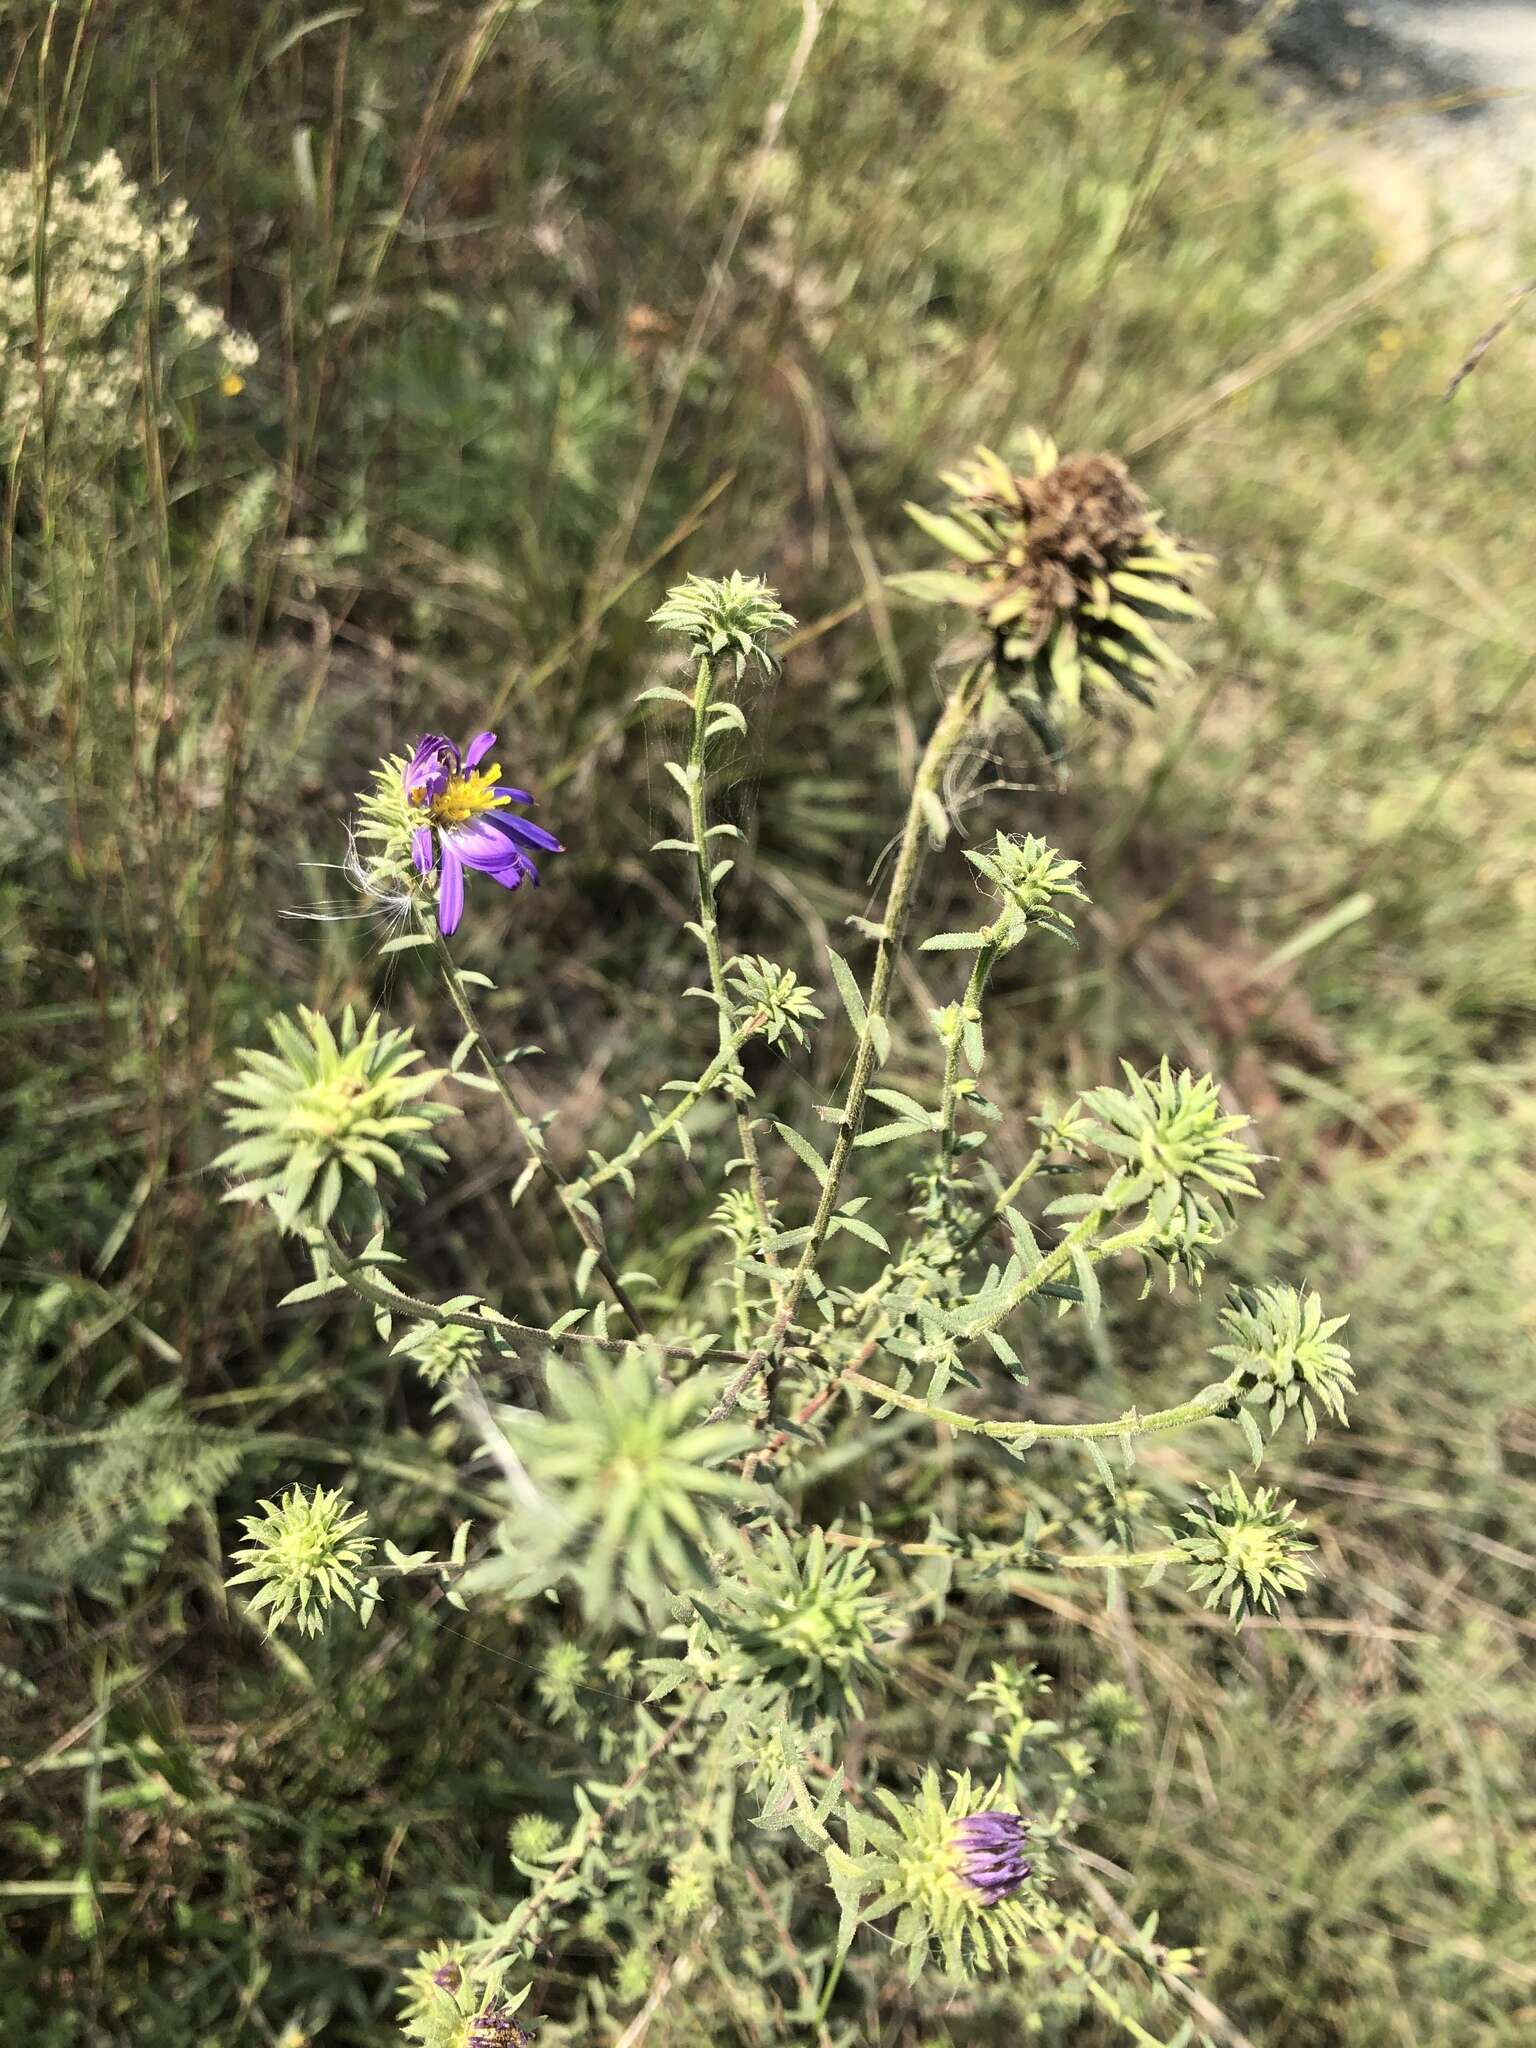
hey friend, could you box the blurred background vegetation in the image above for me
[3,0,1534,2041]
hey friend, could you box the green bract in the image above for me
[214,1006,452,1230]
[227,1484,374,1637]
[393,1318,485,1388]
[965,831,1087,946]
[692,1525,895,1724]
[724,953,823,1049]
[471,1352,759,1623]
[840,1771,1042,1982]
[352,750,428,893]
[1214,1283,1355,1441]
[1176,1474,1316,1625]
[648,570,795,679]
[1063,1057,1260,1280]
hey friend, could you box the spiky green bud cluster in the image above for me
[1176,1474,1315,1626]
[469,1352,758,1623]
[393,1317,484,1388]
[694,1526,895,1724]
[1213,1284,1354,1441]
[649,571,796,679]
[399,1947,530,2048]
[839,1771,1042,1982]
[397,1943,470,2048]
[227,1484,374,1637]
[215,1007,452,1230]
[890,436,1209,751]
[712,1183,763,1250]
[354,751,426,888]
[725,953,823,1049]
[508,1811,562,1865]
[1076,1679,1145,1746]
[1063,1059,1259,1278]
[965,831,1087,945]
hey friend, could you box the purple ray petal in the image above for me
[411,825,435,875]
[464,730,497,770]
[491,783,534,805]
[405,731,457,802]
[484,812,563,854]
[437,842,465,934]
[451,820,532,875]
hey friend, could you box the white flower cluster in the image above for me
[0,149,256,453]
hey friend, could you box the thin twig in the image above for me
[1445,276,1536,400]
[706,658,992,1424]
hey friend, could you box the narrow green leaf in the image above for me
[773,1122,829,1183]
[827,950,867,1035]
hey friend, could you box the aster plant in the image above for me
[222,441,1354,2044]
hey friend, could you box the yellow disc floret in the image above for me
[410,762,511,831]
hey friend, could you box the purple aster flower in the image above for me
[403,729,563,936]
[952,1809,1032,1905]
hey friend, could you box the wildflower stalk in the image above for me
[961,1210,1157,1340]
[842,1367,1239,1445]
[481,1692,704,1967]
[427,924,649,1335]
[819,1528,1180,1571]
[937,920,1005,1210]
[957,1139,1054,1256]
[1054,1547,1181,1571]
[1040,1926,1178,2048]
[686,651,780,1263]
[317,1227,739,1367]
[707,658,992,1424]
[567,1007,768,1202]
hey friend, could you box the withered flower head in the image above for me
[891,434,1210,751]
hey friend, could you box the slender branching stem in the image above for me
[819,1528,1179,1570]
[937,923,1003,1215]
[957,1139,1053,1257]
[427,923,648,1335]
[1055,1546,1181,1570]
[480,1692,703,1966]
[686,650,781,1264]
[841,1367,1238,1445]
[567,1008,767,1202]
[958,1211,1161,1340]
[318,1226,740,1367]
[706,658,991,1424]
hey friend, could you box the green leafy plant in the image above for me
[218,482,1354,2038]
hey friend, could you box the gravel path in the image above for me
[1250,0,1536,222]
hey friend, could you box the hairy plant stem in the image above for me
[936,923,1003,1217]
[842,1367,1239,1445]
[706,659,991,1425]
[1057,1545,1182,1570]
[959,1210,1160,1340]
[1044,1926,1178,2048]
[819,1528,1179,1571]
[957,1139,1053,1256]
[567,1007,767,1202]
[687,650,781,1266]
[480,1692,704,1966]
[316,1226,726,1363]
[427,923,648,1335]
